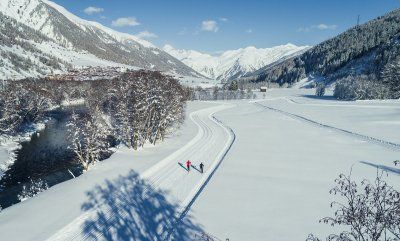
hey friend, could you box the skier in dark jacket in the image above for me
[199,162,204,173]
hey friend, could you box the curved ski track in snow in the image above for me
[284,97,400,109]
[47,103,235,241]
[254,101,400,151]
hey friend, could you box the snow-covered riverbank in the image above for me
[0,122,47,179]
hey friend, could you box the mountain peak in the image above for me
[164,44,309,81]
[0,0,202,79]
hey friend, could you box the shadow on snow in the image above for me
[300,94,336,101]
[360,161,400,175]
[81,170,204,241]
[178,162,188,172]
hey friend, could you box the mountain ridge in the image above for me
[242,8,400,94]
[0,0,202,79]
[163,44,309,82]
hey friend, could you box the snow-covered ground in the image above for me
[187,89,400,241]
[262,89,400,144]
[0,89,399,241]
[0,102,233,241]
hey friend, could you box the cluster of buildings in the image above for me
[45,67,127,81]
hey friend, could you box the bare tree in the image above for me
[308,170,400,241]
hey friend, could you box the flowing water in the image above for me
[0,107,86,209]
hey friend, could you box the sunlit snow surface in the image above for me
[0,90,399,241]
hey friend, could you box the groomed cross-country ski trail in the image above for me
[46,103,236,241]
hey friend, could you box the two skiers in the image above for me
[185,160,204,173]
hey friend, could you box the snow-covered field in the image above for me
[187,89,400,241]
[0,89,399,241]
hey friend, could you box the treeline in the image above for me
[68,71,188,170]
[333,56,400,100]
[190,81,257,101]
[245,8,400,100]
[0,70,188,170]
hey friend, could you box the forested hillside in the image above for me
[245,8,400,99]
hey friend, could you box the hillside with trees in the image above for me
[244,8,400,100]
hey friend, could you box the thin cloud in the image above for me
[178,28,187,36]
[84,6,104,15]
[298,23,338,32]
[201,20,218,32]
[246,29,253,34]
[112,17,140,27]
[316,24,337,30]
[219,17,228,22]
[136,31,158,39]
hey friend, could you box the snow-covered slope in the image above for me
[0,0,201,79]
[163,44,309,81]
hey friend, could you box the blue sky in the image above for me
[52,0,399,53]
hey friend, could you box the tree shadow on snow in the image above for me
[300,94,336,101]
[81,170,204,241]
[360,161,400,175]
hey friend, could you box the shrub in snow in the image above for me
[228,80,239,91]
[17,178,49,202]
[315,83,326,97]
[307,171,400,241]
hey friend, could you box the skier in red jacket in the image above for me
[186,160,191,172]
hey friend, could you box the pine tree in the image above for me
[383,58,400,99]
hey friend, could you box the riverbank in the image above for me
[0,101,221,240]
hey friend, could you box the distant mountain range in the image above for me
[0,0,202,79]
[163,44,309,82]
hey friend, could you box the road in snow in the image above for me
[0,102,234,241]
[187,90,400,241]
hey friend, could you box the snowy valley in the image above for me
[0,1,400,241]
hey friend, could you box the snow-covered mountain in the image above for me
[0,0,201,79]
[163,44,309,81]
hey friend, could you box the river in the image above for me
[0,106,86,209]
